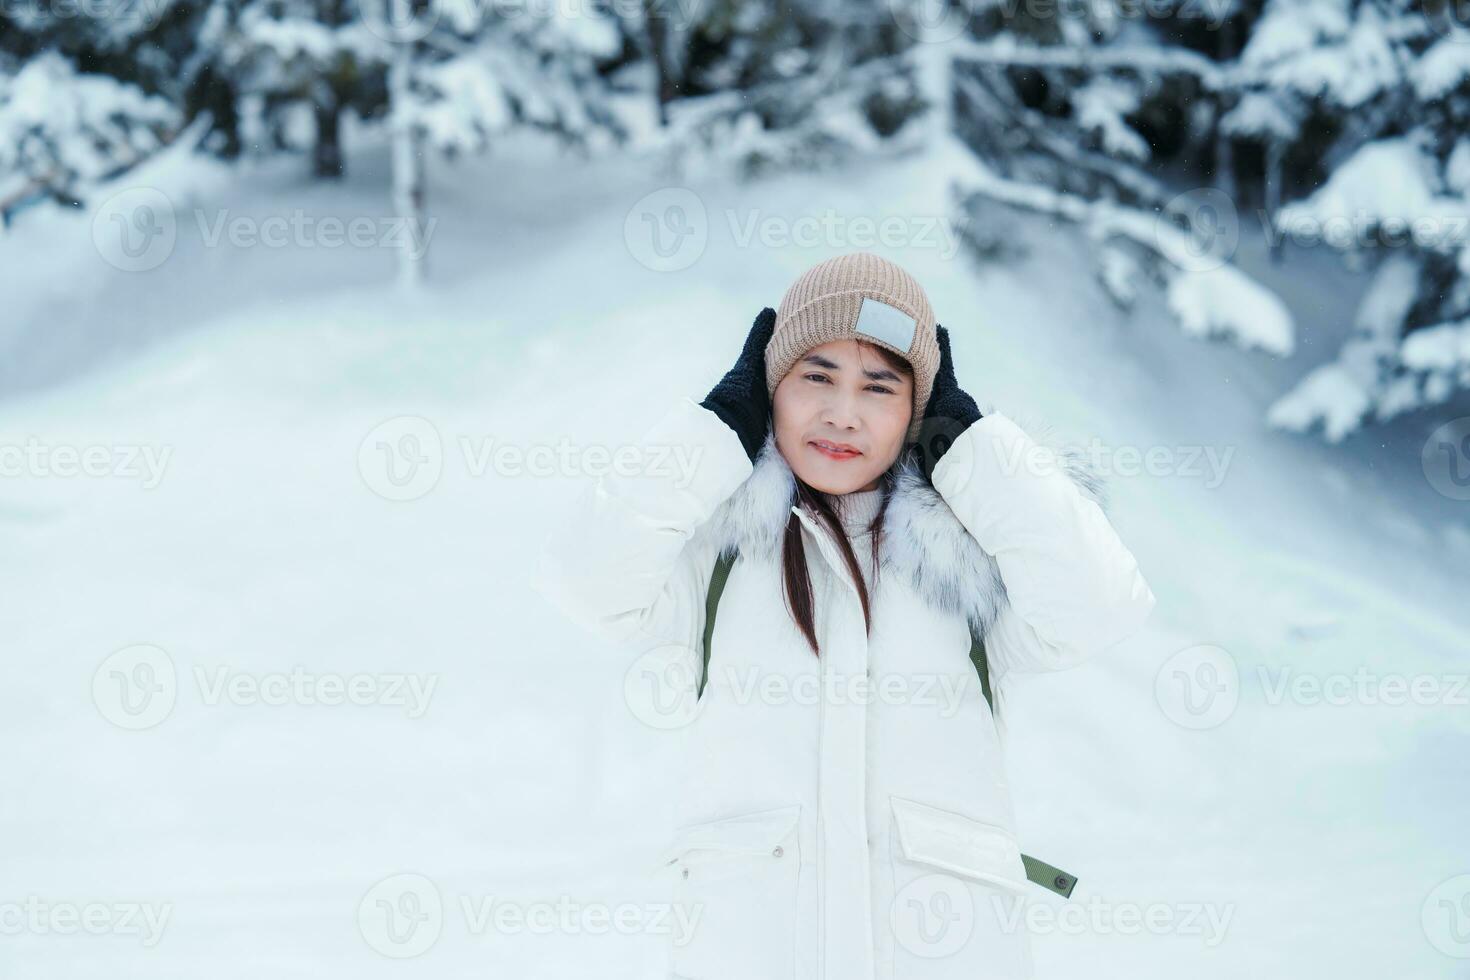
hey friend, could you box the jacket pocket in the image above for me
[884,795,1033,979]
[662,803,802,980]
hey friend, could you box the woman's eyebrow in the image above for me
[800,353,904,384]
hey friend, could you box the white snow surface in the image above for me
[2,123,1468,979]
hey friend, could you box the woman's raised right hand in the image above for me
[699,307,777,463]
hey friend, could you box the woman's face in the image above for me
[772,338,913,494]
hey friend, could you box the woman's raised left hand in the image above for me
[914,324,983,484]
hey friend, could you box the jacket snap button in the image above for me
[1054,874,1068,889]
[681,867,689,879]
[772,845,784,858]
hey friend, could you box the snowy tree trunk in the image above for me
[1265,138,1283,266]
[645,10,675,128]
[388,0,426,289]
[314,95,343,179]
[185,70,242,160]
[313,0,346,179]
[910,21,955,146]
[1213,102,1235,202]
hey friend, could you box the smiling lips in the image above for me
[809,439,862,460]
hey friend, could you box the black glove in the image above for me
[913,324,983,485]
[700,307,777,462]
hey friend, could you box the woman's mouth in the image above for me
[808,439,862,461]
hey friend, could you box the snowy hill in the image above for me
[2,124,1468,978]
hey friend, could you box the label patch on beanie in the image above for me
[854,297,916,353]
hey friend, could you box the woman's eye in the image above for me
[803,373,891,395]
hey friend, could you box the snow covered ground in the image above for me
[2,122,1468,978]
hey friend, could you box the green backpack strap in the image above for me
[698,550,738,701]
[1022,854,1077,899]
[967,625,995,711]
[700,553,1077,899]
[968,628,1079,899]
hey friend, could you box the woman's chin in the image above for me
[795,459,875,495]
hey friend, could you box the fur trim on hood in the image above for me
[689,407,1107,639]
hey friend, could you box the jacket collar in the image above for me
[691,409,1107,636]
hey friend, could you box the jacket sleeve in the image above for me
[930,412,1156,677]
[530,396,753,665]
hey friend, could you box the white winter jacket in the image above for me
[532,395,1156,980]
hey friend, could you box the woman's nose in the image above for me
[821,388,861,429]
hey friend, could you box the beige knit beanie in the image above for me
[765,252,941,444]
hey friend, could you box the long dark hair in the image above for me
[778,341,914,656]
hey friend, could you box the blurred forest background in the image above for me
[7,0,1470,442]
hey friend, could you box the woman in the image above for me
[532,252,1156,980]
